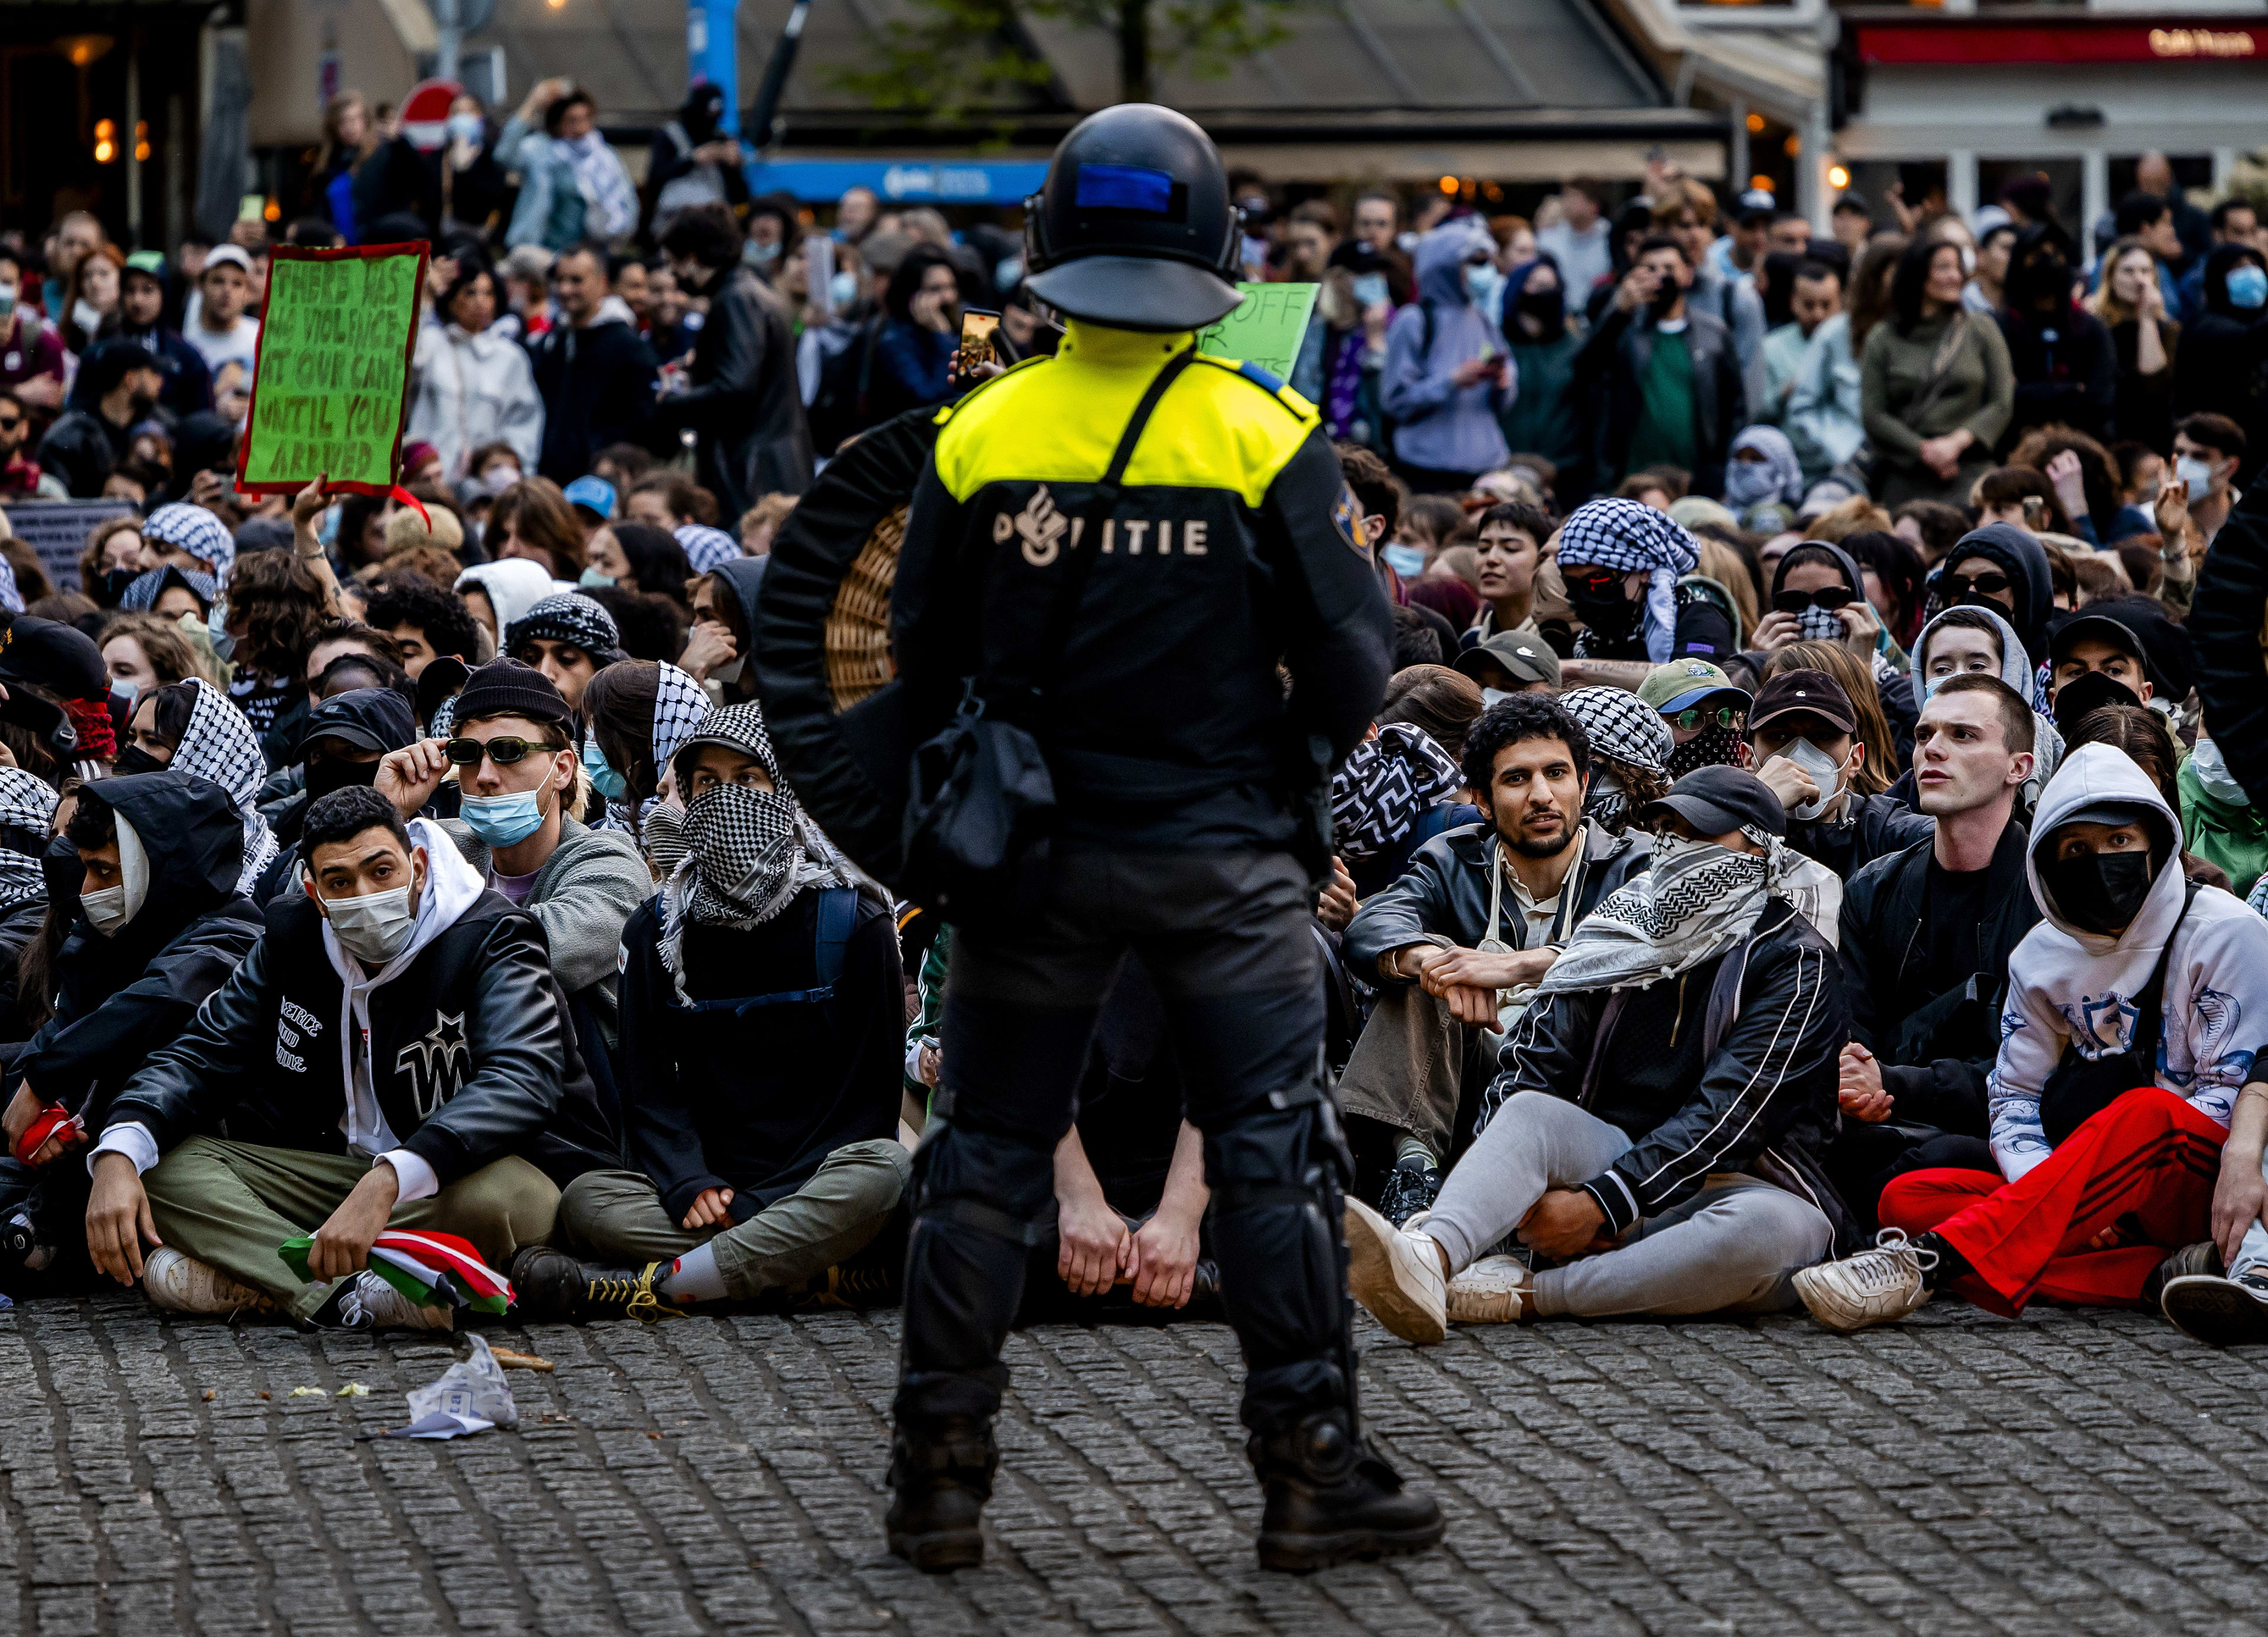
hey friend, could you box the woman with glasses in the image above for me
[1754,540,1905,673]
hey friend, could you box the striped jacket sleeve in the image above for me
[1584,932,1847,1232]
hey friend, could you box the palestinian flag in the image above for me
[279,1229,514,1315]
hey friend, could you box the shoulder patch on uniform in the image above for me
[1331,482,1373,563]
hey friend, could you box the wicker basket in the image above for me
[821,503,906,711]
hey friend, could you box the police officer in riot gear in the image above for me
[885,103,1442,1574]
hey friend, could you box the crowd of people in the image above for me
[0,79,2256,1368]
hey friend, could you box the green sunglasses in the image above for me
[1669,705,1742,732]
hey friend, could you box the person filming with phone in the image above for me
[1575,233,1748,500]
[1380,226,1514,493]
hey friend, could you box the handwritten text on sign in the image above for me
[1195,283,1319,384]
[242,252,421,490]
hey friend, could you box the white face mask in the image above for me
[1481,686,1512,709]
[80,883,132,937]
[1771,735,1851,822]
[709,654,746,685]
[2192,737,2249,807]
[322,883,419,967]
[2176,455,2218,502]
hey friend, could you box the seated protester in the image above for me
[1748,668,1933,879]
[1344,766,1849,1338]
[256,688,423,901]
[1642,658,1754,778]
[1829,677,2042,1228]
[1892,604,2063,814]
[909,928,1219,1325]
[1329,716,1465,900]
[1451,630,1559,705]
[118,565,219,622]
[2192,729,2268,902]
[372,660,650,1126]
[0,773,263,1291]
[1927,523,2055,709]
[504,591,624,718]
[455,559,565,656]
[1554,498,1735,688]
[582,657,711,859]
[1752,539,1900,670]
[2046,610,2154,722]
[517,704,911,1319]
[1560,686,1672,835]
[679,556,766,706]
[116,678,283,896]
[219,549,335,771]
[83,785,617,1328]
[302,621,408,718]
[364,578,485,681]
[1794,742,2268,1335]
[0,768,58,1041]
[1341,696,1651,1222]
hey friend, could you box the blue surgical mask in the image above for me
[2176,455,2217,501]
[578,566,617,588]
[1382,543,1427,578]
[460,787,550,848]
[581,734,627,801]
[1351,273,1389,309]
[829,270,858,308]
[2229,263,2268,311]
[2191,736,2249,807]
[1465,262,1504,311]
[447,112,484,145]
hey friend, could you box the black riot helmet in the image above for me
[1022,104,1243,333]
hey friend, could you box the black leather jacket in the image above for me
[1343,820,1651,986]
[104,888,618,1188]
[651,266,814,517]
[1785,789,1935,881]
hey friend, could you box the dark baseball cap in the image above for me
[2048,612,2146,671]
[1454,631,1560,690]
[1747,669,1858,736]
[1636,765,1788,839]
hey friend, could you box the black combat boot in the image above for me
[509,1246,684,1322]
[1249,1410,1445,1573]
[885,1415,998,1571]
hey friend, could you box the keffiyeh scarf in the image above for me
[0,767,57,911]
[1330,723,1462,861]
[1537,829,1796,996]
[561,132,638,241]
[0,556,21,615]
[120,565,219,614]
[1557,498,1698,665]
[656,703,855,1001]
[651,661,710,777]
[143,503,235,583]
[674,524,741,575]
[172,677,279,895]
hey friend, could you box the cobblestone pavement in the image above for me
[2,1294,2266,1637]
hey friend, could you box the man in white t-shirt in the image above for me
[1535,179,1613,302]
[184,244,260,380]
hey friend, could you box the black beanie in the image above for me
[449,658,571,728]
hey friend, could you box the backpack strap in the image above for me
[671,886,861,1016]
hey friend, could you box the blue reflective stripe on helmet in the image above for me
[1075,164,1174,213]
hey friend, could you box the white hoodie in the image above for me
[1989,743,2268,1179]
[322,819,490,1203]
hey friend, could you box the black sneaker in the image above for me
[2142,1240,2223,1308]
[885,1415,996,1572]
[510,1246,684,1323]
[1249,1411,1445,1574]
[1377,1158,1441,1227]
[2161,1268,2268,1347]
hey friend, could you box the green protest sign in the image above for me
[1196,282,1318,383]
[236,242,428,497]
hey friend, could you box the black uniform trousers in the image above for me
[896,845,1355,1437]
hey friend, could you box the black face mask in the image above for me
[94,568,141,606]
[113,744,165,776]
[1569,583,1641,647]
[2043,849,2155,935]
[305,754,381,803]
[1515,287,1563,331]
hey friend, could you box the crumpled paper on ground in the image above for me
[387,1334,519,1439]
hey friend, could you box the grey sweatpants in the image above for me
[1422,1090,1833,1318]
[558,1140,910,1301]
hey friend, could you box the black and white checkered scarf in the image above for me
[1330,723,1462,861]
[1537,828,1794,996]
[1556,498,1699,664]
[656,703,854,1000]
[503,592,623,666]
[0,768,57,911]
[174,677,278,895]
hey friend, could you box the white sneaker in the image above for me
[142,1247,277,1318]
[341,1270,455,1332]
[1792,1228,1937,1333]
[1344,1196,1446,1345]
[1446,1254,1530,1325]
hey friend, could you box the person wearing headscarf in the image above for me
[1344,765,1850,1339]
[673,523,741,575]
[1894,603,2064,814]
[1341,694,1653,1225]
[0,614,120,781]
[457,559,569,654]
[0,772,264,1293]
[141,501,234,586]
[1559,685,1672,835]
[1723,426,1804,532]
[1497,255,1584,488]
[1329,721,1463,896]
[116,677,281,895]
[581,658,711,849]
[1553,498,1715,683]
[515,702,910,1320]
[502,591,624,716]
[119,565,219,621]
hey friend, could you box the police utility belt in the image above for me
[900,346,1197,925]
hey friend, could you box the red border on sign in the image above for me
[234,240,431,498]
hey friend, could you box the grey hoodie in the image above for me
[1380,227,1514,475]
